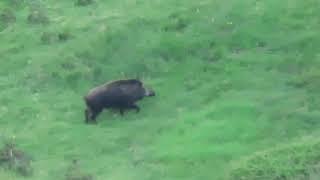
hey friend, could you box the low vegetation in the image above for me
[65,160,94,180]
[228,136,320,180]
[0,137,32,177]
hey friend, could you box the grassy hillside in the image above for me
[1,0,320,179]
[228,136,320,180]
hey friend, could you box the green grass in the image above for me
[228,136,320,180]
[1,0,320,179]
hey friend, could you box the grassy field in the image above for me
[1,0,320,179]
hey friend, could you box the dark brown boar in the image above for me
[84,79,155,124]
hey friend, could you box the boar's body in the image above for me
[84,79,155,124]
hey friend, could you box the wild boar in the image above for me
[84,79,155,124]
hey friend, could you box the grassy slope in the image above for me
[228,136,320,180]
[1,0,320,179]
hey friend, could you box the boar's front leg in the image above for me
[91,108,102,123]
[85,106,101,124]
[85,108,90,123]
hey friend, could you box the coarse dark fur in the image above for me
[84,79,155,124]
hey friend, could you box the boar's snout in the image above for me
[145,89,155,97]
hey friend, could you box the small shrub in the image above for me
[27,10,49,24]
[294,67,320,89]
[163,12,189,32]
[3,0,25,8]
[0,137,33,176]
[40,30,73,44]
[0,8,16,30]
[75,0,95,6]
[0,8,16,23]
[58,30,73,42]
[41,31,56,44]
[65,159,94,180]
